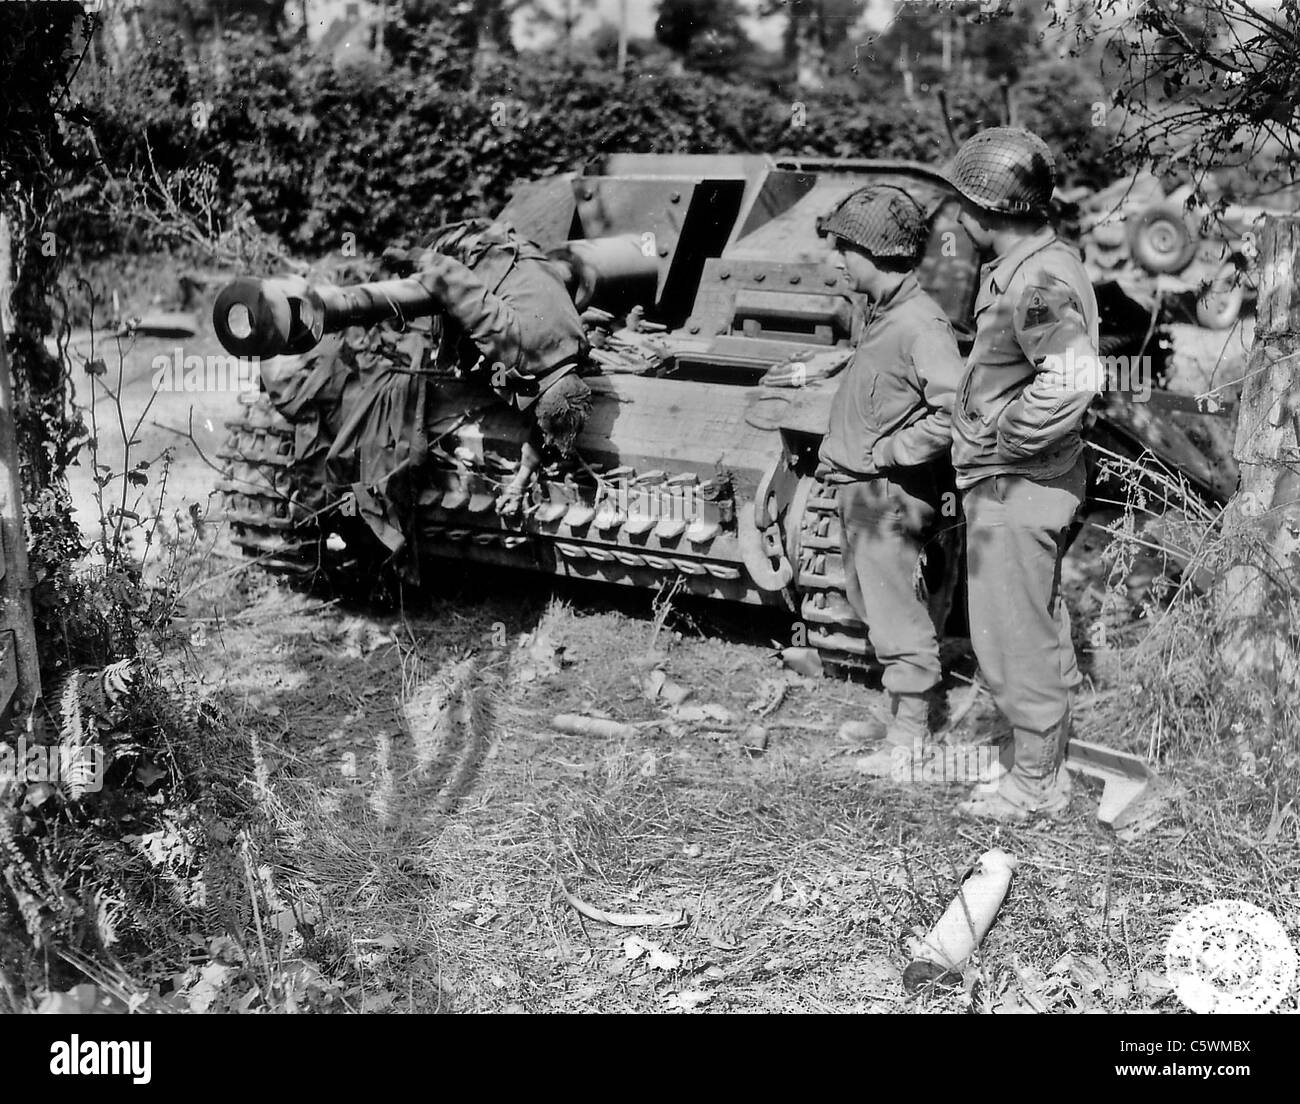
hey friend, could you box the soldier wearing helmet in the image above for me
[815,184,964,772]
[943,127,1101,822]
[396,219,593,516]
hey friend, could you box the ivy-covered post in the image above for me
[0,215,41,719]
[1,1,87,690]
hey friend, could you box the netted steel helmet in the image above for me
[817,184,928,262]
[945,127,1055,217]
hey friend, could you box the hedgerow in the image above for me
[63,32,1035,259]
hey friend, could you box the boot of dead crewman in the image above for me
[956,708,1073,822]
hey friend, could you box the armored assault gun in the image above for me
[213,153,1232,672]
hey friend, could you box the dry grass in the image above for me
[171,536,1299,1014]
[1087,448,1300,800]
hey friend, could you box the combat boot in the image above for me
[839,693,899,745]
[956,709,1072,822]
[855,692,933,778]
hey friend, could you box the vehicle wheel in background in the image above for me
[1129,203,1198,274]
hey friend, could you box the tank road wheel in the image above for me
[217,389,326,577]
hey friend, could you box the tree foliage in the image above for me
[654,0,753,73]
[1064,0,1300,200]
[67,25,1014,261]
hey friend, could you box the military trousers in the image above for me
[837,467,945,696]
[961,459,1085,735]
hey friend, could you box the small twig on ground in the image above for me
[559,880,688,928]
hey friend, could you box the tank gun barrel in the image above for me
[213,275,440,358]
[214,233,663,359]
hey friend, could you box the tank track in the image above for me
[790,475,963,675]
[217,390,325,576]
[791,476,873,672]
[216,405,938,679]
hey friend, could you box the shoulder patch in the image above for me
[1015,274,1085,333]
[1022,289,1051,328]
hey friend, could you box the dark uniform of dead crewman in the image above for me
[944,127,1101,822]
[815,185,965,773]
[395,219,593,517]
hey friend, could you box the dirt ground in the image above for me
[59,305,1300,1014]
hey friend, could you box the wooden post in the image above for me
[1214,214,1300,746]
[0,215,41,721]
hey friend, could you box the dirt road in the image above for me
[60,320,247,552]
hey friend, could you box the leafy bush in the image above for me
[65,30,1001,261]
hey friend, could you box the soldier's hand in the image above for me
[496,484,526,518]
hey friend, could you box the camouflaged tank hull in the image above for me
[218,153,1230,672]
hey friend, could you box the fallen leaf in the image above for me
[638,668,667,701]
[746,679,787,718]
[1263,799,1294,846]
[623,935,680,971]
[665,989,712,1011]
[1134,967,1175,1002]
[34,984,117,1015]
[990,989,1038,1014]
[1069,955,1110,994]
[270,902,322,935]
[660,682,691,707]
[673,703,738,724]
[186,962,237,1013]
[135,761,167,787]
[624,935,651,960]
[361,990,396,1013]
[32,988,79,1014]
[740,723,768,755]
[647,946,681,971]
[22,782,57,808]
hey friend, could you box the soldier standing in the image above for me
[943,127,1100,821]
[815,185,965,774]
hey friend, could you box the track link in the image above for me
[217,390,324,576]
[793,477,873,672]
